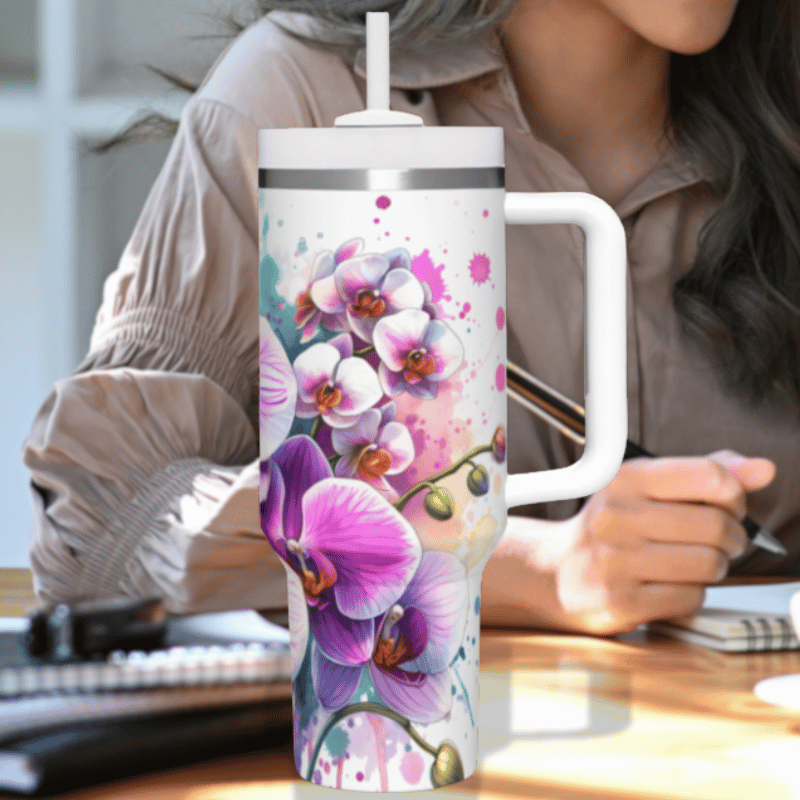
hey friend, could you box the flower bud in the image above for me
[423,487,454,521]
[430,741,464,787]
[491,425,507,463]
[466,465,489,496]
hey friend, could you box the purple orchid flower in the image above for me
[293,333,382,428]
[261,435,422,665]
[260,316,298,455]
[373,308,464,400]
[328,248,426,343]
[310,550,468,724]
[294,239,363,341]
[330,401,414,498]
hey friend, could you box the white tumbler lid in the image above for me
[257,127,504,171]
[258,12,504,173]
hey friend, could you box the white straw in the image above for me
[366,12,390,111]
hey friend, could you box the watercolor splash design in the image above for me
[468,253,491,285]
[260,190,505,792]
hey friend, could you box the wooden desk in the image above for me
[3,569,800,799]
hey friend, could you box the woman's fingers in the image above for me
[596,540,732,584]
[632,583,706,622]
[582,496,748,558]
[608,452,776,521]
[707,449,776,492]
[560,576,706,635]
[609,456,748,518]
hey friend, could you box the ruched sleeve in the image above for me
[23,97,288,614]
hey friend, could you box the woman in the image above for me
[23,0,800,634]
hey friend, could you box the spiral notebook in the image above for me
[0,610,294,794]
[0,610,292,738]
[648,581,800,652]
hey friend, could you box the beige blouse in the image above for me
[23,12,800,613]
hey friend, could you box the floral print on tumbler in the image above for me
[259,185,508,791]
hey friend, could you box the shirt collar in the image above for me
[614,148,709,220]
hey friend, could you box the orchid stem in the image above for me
[394,443,493,512]
[353,344,375,357]
[310,415,322,440]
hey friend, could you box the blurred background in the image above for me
[0,0,256,567]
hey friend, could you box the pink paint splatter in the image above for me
[469,253,491,285]
[496,305,505,330]
[376,195,391,209]
[495,364,506,391]
[373,218,380,224]
[483,209,489,217]
[336,758,344,789]
[459,301,472,320]
[400,752,425,785]
[389,379,469,499]
[368,715,388,792]
[342,709,400,785]
[411,249,450,303]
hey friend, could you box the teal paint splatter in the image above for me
[259,211,303,359]
[452,662,475,727]
[326,727,350,759]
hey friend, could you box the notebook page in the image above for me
[703,581,800,615]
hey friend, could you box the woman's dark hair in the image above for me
[107,0,800,409]
[669,0,800,408]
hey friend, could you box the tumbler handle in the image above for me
[504,192,627,507]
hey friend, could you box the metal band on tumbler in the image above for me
[258,167,505,191]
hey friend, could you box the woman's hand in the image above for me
[550,450,776,634]
[481,450,776,636]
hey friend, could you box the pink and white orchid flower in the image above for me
[294,239,363,342]
[333,248,426,343]
[293,333,382,428]
[331,401,414,497]
[373,309,464,400]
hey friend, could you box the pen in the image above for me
[506,361,787,556]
